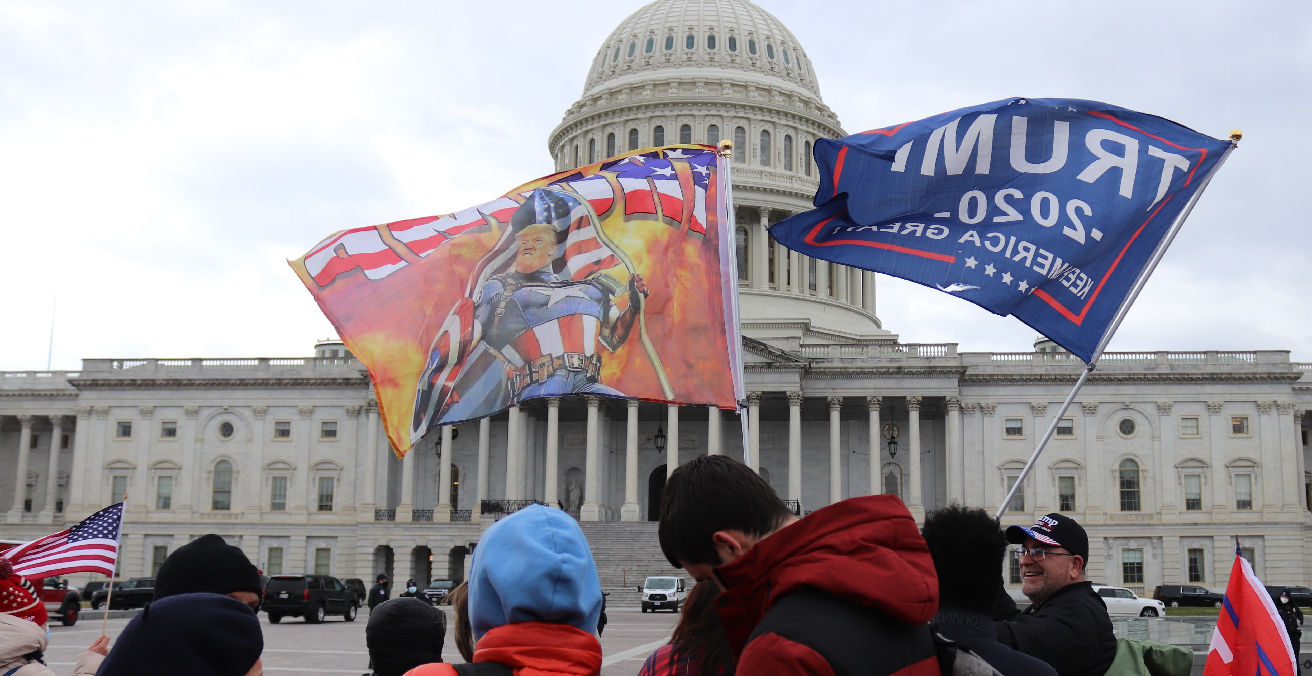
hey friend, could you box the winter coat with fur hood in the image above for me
[0,615,101,676]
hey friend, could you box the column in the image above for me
[707,406,721,455]
[1081,403,1101,518]
[1278,402,1301,510]
[1207,402,1228,519]
[475,417,490,522]
[747,393,762,473]
[752,210,769,290]
[581,397,601,521]
[1295,410,1308,512]
[946,397,962,505]
[436,426,453,522]
[850,268,862,306]
[67,408,90,518]
[828,397,843,505]
[294,406,313,516]
[867,397,882,496]
[789,250,802,294]
[362,404,379,518]
[835,265,849,304]
[38,416,64,523]
[622,400,640,521]
[179,406,199,515]
[788,391,802,503]
[1157,402,1177,521]
[799,256,811,295]
[1031,402,1050,514]
[666,405,680,479]
[397,444,415,522]
[862,271,876,314]
[773,240,786,290]
[505,405,521,501]
[247,406,267,520]
[907,396,923,520]
[817,261,830,297]
[544,398,561,508]
[8,415,33,523]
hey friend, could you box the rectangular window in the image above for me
[1008,549,1022,584]
[320,421,337,439]
[1122,548,1144,585]
[160,421,177,438]
[1232,416,1249,435]
[266,547,284,576]
[1058,476,1076,512]
[1187,548,1206,583]
[1056,418,1074,437]
[274,421,291,438]
[1184,475,1202,510]
[270,476,288,512]
[1004,419,1024,437]
[156,476,173,510]
[30,434,39,450]
[314,548,332,575]
[151,546,169,576]
[111,475,128,502]
[1181,417,1200,436]
[116,421,132,438]
[317,477,335,512]
[1240,547,1256,569]
[1235,474,1253,510]
[1006,476,1024,512]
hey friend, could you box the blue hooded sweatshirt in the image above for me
[468,504,603,640]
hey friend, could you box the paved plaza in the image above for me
[42,606,679,676]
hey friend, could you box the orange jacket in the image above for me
[405,621,602,676]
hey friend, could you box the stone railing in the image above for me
[798,343,957,359]
[374,508,396,522]
[78,357,361,375]
[0,371,80,390]
[983,351,1274,366]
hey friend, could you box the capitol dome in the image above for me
[549,0,894,345]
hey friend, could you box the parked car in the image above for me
[91,578,154,610]
[637,576,686,613]
[262,575,358,624]
[31,577,82,626]
[1093,585,1165,617]
[81,580,111,597]
[420,580,456,606]
[344,578,367,605]
[1265,586,1312,607]
[1153,585,1224,608]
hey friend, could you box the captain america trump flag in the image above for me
[290,145,744,456]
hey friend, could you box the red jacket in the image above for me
[713,495,941,676]
[405,621,602,676]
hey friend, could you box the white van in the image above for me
[637,576,687,613]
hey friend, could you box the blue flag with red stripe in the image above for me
[770,98,1233,363]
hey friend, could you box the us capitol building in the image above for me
[3,0,1309,598]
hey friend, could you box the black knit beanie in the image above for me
[153,534,263,600]
[98,593,263,676]
[366,598,446,676]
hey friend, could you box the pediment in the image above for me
[742,337,807,365]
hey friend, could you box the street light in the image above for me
[654,426,666,454]
[882,422,900,460]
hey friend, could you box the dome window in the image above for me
[665,35,674,51]
[679,124,692,145]
[804,140,812,176]
[784,135,793,171]
[653,125,665,147]
[645,37,654,54]
[760,130,771,167]
[766,43,775,59]
[728,36,738,52]
[607,133,616,158]
[612,46,620,63]
[685,34,695,50]
[707,125,720,145]
[735,226,749,280]
[627,41,636,58]
[748,39,757,55]
[628,128,639,151]
[707,34,717,50]
[589,138,596,164]
[783,48,791,64]
[734,126,746,153]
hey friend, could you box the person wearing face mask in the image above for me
[1277,589,1304,671]
[0,559,106,676]
[400,579,421,598]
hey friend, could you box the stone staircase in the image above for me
[579,522,688,607]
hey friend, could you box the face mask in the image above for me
[409,586,417,593]
[1282,597,1290,604]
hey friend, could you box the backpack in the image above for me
[452,663,514,676]
[932,632,1005,676]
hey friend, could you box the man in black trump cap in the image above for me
[994,513,1116,676]
[153,534,264,611]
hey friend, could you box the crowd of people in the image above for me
[1,454,1284,675]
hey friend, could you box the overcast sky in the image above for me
[2,1,1309,371]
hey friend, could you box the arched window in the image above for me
[707,34,717,50]
[212,460,232,511]
[882,463,903,498]
[766,43,776,59]
[735,226,748,281]
[760,130,771,167]
[748,39,757,55]
[783,47,791,64]
[783,135,793,171]
[734,127,746,155]
[665,35,674,51]
[606,133,616,158]
[645,37,654,54]
[628,128,639,151]
[804,140,812,176]
[653,125,664,147]
[1119,459,1141,511]
[685,34,695,50]
[706,125,720,145]
[612,46,620,63]
[728,36,738,52]
[627,41,636,58]
[573,144,579,168]
[589,138,596,164]
[679,124,692,145]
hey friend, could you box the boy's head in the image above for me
[658,455,795,580]
[921,505,1008,612]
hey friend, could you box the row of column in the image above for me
[745,208,876,314]
[5,415,70,525]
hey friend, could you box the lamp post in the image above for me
[654,426,666,455]
[882,422,899,460]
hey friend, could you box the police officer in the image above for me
[368,573,390,611]
[1278,588,1304,672]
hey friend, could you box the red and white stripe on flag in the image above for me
[1203,553,1296,676]
[1,504,123,578]
[304,226,408,287]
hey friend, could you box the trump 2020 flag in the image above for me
[291,146,743,456]
[1204,550,1296,676]
[770,98,1234,363]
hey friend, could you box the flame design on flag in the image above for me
[1203,552,1296,676]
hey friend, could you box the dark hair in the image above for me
[669,579,736,675]
[921,505,1008,612]
[659,455,793,567]
[444,580,474,663]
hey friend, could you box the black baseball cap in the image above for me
[1006,513,1089,562]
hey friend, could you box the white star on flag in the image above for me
[526,285,595,308]
[984,264,996,277]
[1017,280,1029,292]
[692,164,709,177]
[665,149,688,158]
[1001,272,1013,285]
[964,257,977,269]
[651,166,675,178]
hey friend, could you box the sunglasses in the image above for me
[1012,547,1077,561]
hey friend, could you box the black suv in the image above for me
[262,575,358,624]
[420,580,456,606]
[344,578,367,605]
[91,578,154,610]
[1152,584,1223,608]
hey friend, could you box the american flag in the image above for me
[0,503,123,578]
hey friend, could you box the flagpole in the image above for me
[101,495,126,636]
[715,139,752,467]
[995,133,1240,520]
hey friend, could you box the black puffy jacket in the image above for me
[366,598,447,676]
[994,581,1115,676]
